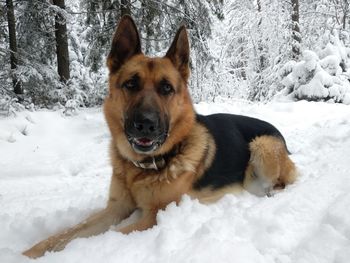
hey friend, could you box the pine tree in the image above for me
[15,0,64,105]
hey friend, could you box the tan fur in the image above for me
[23,16,297,259]
[109,122,214,210]
[243,135,297,196]
[189,184,244,204]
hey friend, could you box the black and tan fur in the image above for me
[23,16,297,258]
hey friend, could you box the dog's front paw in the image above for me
[22,242,50,259]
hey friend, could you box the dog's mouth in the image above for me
[127,134,167,154]
[134,137,154,147]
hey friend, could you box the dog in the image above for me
[23,15,297,258]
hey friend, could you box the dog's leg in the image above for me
[22,205,124,258]
[118,209,157,234]
[244,135,297,196]
[23,175,135,258]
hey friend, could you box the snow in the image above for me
[280,48,350,103]
[1,100,350,263]
[320,55,341,76]
[303,50,319,72]
[297,70,331,99]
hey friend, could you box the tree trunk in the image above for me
[53,0,70,83]
[6,0,23,95]
[257,0,262,13]
[291,0,301,60]
[256,0,265,73]
[238,36,247,80]
[342,0,349,30]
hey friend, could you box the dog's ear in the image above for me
[107,15,141,73]
[165,26,190,82]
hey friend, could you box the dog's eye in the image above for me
[158,82,174,96]
[122,75,140,92]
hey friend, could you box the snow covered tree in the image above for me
[2,0,349,108]
[82,0,121,72]
[14,0,61,105]
[81,0,222,100]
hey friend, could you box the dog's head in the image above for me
[104,16,195,159]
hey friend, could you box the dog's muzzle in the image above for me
[125,110,168,154]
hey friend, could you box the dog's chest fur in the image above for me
[111,122,214,210]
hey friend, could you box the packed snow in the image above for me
[1,99,350,263]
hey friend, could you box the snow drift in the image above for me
[1,100,350,263]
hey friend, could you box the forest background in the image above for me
[1,0,350,113]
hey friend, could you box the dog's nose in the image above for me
[133,111,160,136]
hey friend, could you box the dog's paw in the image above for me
[22,242,49,259]
[22,237,61,259]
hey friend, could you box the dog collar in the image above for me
[131,145,180,170]
[132,156,166,170]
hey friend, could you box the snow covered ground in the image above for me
[1,99,350,263]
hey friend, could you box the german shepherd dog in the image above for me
[23,16,297,258]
